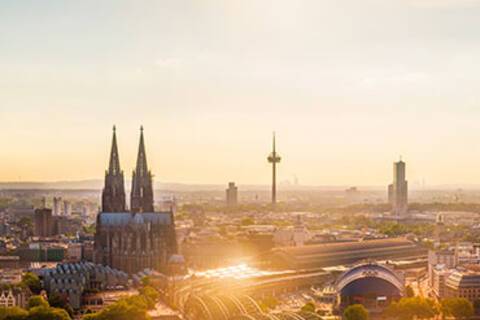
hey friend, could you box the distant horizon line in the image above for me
[0,179,478,191]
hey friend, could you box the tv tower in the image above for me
[267,132,281,205]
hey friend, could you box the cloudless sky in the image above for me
[1,0,480,186]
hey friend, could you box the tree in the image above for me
[48,292,74,317]
[473,299,480,313]
[82,223,96,235]
[241,217,254,226]
[316,309,327,316]
[138,286,159,309]
[343,304,369,320]
[82,296,150,320]
[384,297,439,320]
[17,217,33,232]
[26,306,70,320]
[21,273,41,295]
[140,276,150,287]
[27,296,49,310]
[123,295,149,310]
[259,296,278,312]
[0,306,28,320]
[405,285,415,298]
[301,302,316,313]
[441,298,474,319]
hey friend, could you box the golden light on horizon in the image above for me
[2,1,480,187]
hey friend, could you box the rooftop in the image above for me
[272,237,415,256]
[98,212,172,226]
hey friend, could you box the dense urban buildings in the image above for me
[388,159,408,216]
[444,266,480,301]
[428,242,480,305]
[428,248,457,288]
[4,173,480,318]
[94,127,178,274]
[0,288,29,309]
[5,177,480,318]
[33,208,80,238]
[273,214,309,247]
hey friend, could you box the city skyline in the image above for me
[2,125,480,188]
[1,123,479,188]
[3,1,480,185]
[4,2,480,320]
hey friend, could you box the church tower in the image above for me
[130,126,154,213]
[102,126,126,212]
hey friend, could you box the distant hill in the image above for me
[0,180,104,190]
[0,180,228,191]
[0,180,378,191]
[1,180,473,192]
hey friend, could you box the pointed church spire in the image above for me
[131,126,154,213]
[102,126,126,212]
[135,125,148,176]
[108,125,121,175]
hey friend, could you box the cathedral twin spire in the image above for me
[108,126,122,176]
[102,126,126,212]
[130,126,154,213]
[102,126,154,213]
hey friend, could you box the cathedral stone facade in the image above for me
[94,127,178,274]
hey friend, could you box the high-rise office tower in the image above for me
[434,213,445,246]
[82,206,89,220]
[63,201,72,216]
[34,208,54,237]
[226,182,238,207]
[53,197,61,216]
[388,159,408,216]
[267,133,281,205]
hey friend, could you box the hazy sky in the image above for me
[1,0,480,186]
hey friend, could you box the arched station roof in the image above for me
[184,294,322,320]
[336,262,404,296]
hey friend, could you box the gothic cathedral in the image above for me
[94,127,178,274]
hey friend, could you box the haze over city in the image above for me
[2,0,480,186]
[5,2,480,320]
